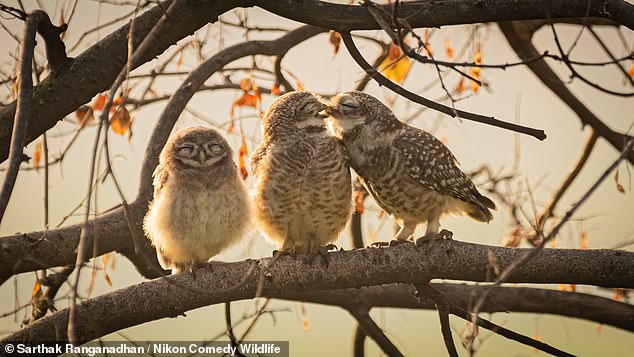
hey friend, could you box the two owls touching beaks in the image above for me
[143,91,495,274]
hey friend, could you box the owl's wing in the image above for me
[152,163,169,197]
[250,141,269,177]
[393,128,485,208]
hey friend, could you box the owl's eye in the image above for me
[341,101,359,109]
[177,145,193,156]
[209,144,223,154]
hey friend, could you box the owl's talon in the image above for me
[324,244,338,251]
[370,241,389,248]
[419,229,454,243]
[389,239,413,247]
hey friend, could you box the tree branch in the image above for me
[3,0,633,162]
[2,241,634,343]
[341,32,548,140]
[499,21,634,164]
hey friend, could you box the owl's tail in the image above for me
[466,194,496,223]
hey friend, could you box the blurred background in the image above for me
[1,1,633,355]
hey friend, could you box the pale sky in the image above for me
[1,1,633,355]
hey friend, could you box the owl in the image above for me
[251,91,353,255]
[325,91,495,242]
[143,126,251,274]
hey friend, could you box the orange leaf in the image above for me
[272,83,281,96]
[329,31,342,55]
[238,138,248,180]
[444,37,454,59]
[75,105,94,127]
[455,77,465,94]
[111,96,123,110]
[103,273,113,287]
[387,42,402,61]
[613,289,624,301]
[240,77,254,91]
[33,142,43,172]
[380,51,412,84]
[93,94,106,111]
[31,277,42,298]
[102,253,110,271]
[568,284,576,292]
[377,210,385,219]
[299,303,310,332]
[354,191,365,214]
[550,238,556,248]
[629,63,634,78]
[296,80,305,91]
[111,107,131,135]
[230,92,259,118]
[580,229,589,249]
[558,284,567,291]
[227,120,235,134]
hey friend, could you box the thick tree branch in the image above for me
[2,241,634,343]
[2,0,633,163]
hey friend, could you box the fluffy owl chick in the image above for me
[251,91,352,254]
[326,91,495,242]
[143,126,251,274]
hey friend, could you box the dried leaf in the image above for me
[470,48,483,93]
[354,191,365,214]
[32,142,43,172]
[31,278,42,298]
[299,303,310,332]
[580,229,589,249]
[613,289,624,301]
[111,107,131,136]
[272,83,281,96]
[329,31,342,55]
[444,37,454,59]
[103,273,113,287]
[230,92,259,118]
[377,210,385,219]
[614,169,625,193]
[380,45,412,84]
[240,77,254,91]
[550,238,556,248]
[558,284,567,291]
[296,80,305,91]
[238,138,248,180]
[93,94,107,111]
[629,63,634,78]
[75,105,94,127]
[102,253,110,271]
[502,227,523,248]
[227,120,235,134]
[568,284,576,292]
[176,50,184,71]
[455,77,465,94]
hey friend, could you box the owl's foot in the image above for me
[370,241,389,248]
[314,247,332,267]
[416,229,453,247]
[272,248,297,259]
[324,243,338,251]
[389,239,414,247]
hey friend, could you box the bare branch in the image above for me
[348,305,404,357]
[340,32,548,140]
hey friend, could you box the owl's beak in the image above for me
[324,105,339,117]
[198,150,206,164]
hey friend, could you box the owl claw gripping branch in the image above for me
[324,90,495,244]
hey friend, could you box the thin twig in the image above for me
[348,305,404,357]
[468,138,634,353]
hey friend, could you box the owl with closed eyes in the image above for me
[143,126,251,274]
[326,91,495,243]
[251,91,353,255]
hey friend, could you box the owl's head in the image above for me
[325,91,401,137]
[261,91,328,140]
[162,126,232,169]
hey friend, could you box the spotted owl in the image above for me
[251,91,353,254]
[325,91,495,242]
[143,126,251,274]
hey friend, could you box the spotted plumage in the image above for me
[326,91,495,241]
[143,126,251,274]
[252,91,353,254]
